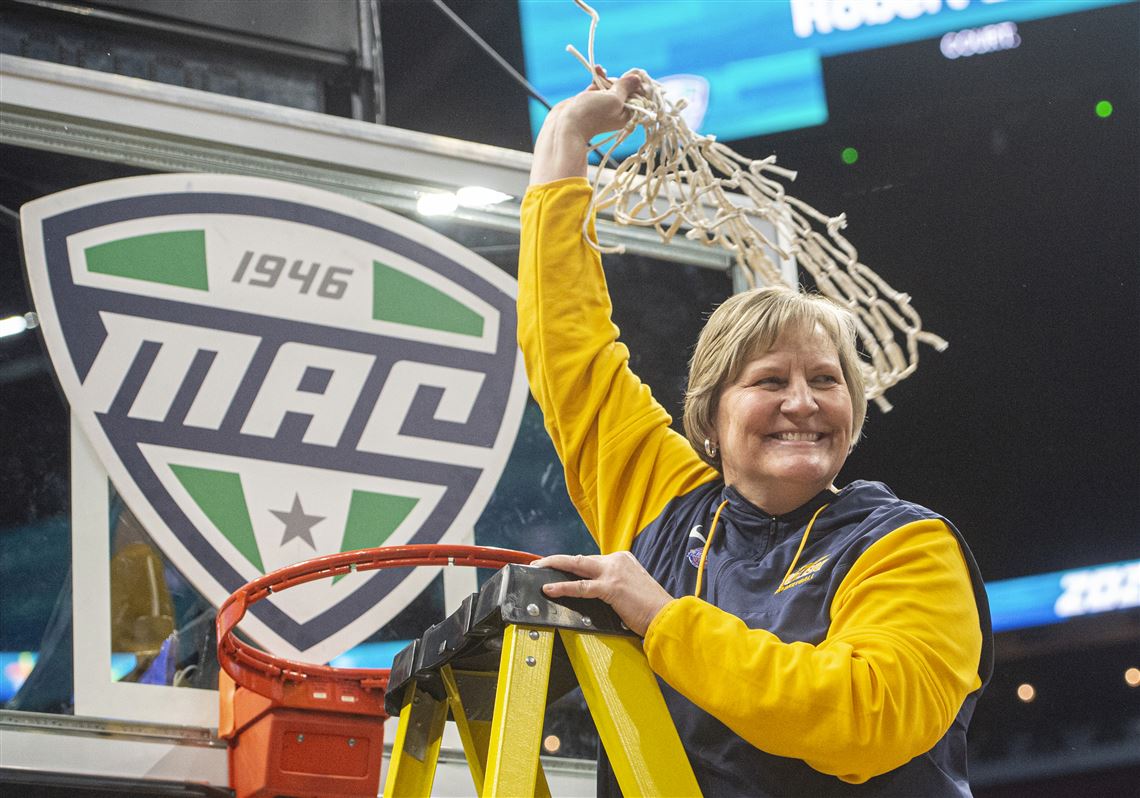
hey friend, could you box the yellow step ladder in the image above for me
[382,564,702,797]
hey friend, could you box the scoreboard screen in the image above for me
[519,0,1131,150]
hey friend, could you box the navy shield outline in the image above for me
[21,174,528,662]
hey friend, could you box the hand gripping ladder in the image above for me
[383,562,702,797]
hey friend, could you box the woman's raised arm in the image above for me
[518,71,715,553]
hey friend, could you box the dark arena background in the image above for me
[0,1,1136,796]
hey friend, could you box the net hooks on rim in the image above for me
[216,544,539,702]
[564,0,948,411]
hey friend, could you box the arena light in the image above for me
[0,315,27,338]
[841,147,859,165]
[416,187,511,217]
[0,312,37,339]
[416,192,459,217]
[1095,100,1114,118]
[542,734,561,753]
[1016,683,1036,703]
[456,186,512,208]
[1126,667,1140,688]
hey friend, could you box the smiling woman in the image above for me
[520,69,993,796]
[685,287,864,516]
[709,322,853,515]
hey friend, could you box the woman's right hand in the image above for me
[558,67,644,142]
[529,68,645,185]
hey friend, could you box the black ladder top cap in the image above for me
[384,564,635,715]
[471,564,631,636]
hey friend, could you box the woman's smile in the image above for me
[768,431,825,442]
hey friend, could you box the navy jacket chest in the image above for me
[632,493,845,647]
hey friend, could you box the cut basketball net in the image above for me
[567,0,946,410]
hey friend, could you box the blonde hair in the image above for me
[683,286,867,467]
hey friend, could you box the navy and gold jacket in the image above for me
[518,178,993,796]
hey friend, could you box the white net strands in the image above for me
[567,0,947,411]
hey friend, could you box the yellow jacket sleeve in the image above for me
[517,177,717,552]
[642,519,984,782]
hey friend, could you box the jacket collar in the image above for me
[718,482,838,529]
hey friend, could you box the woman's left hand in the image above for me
[530,551,673,636]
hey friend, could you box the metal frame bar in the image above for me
[0,54,734,269]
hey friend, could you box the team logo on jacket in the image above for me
[776,555,831,593]
[685,524,706,567]
[21,174,527,661]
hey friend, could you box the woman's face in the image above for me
[713,324,854,515]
